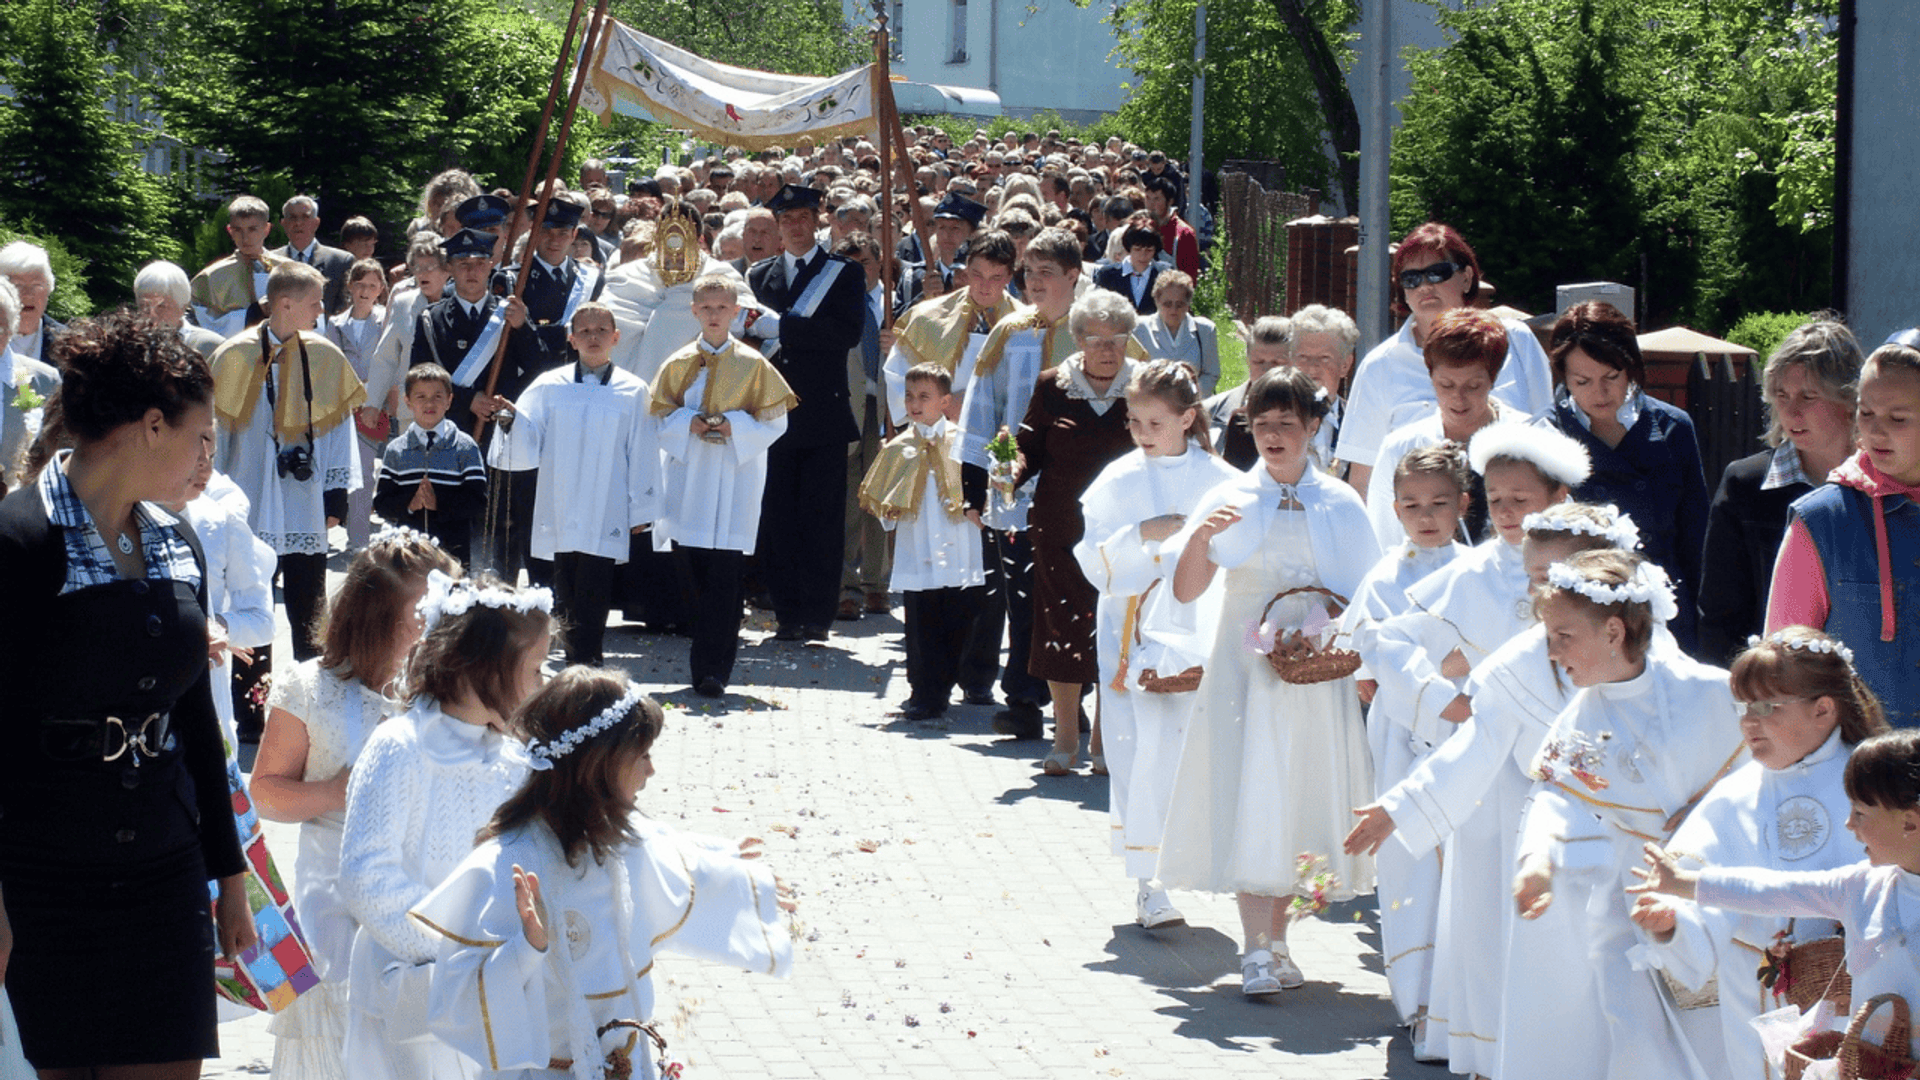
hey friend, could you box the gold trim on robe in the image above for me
[210,330,367,442]
[649,338,799,423]
[859,426,967,523]
[895,289,1019,374]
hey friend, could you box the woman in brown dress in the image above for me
[1015,290,1140,776]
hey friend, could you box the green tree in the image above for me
[1090,0,1359,205]
[0,0,186,307]
[1390,0,1834,331]
[596,0,865,77]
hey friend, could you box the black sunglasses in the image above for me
[1398,260,1462,292]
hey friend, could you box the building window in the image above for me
[891,1,905,62]
[948,0,968,64]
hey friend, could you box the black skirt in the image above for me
[7,837,219,1067]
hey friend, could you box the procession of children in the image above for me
[3,166,1919,1080]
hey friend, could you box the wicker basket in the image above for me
[1260,586,1361,685]
[1785,993,1917,1080]
[1781,932,1853,1014]
[1138,666,1203,694]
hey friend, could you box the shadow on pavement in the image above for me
[1089,921,1242,989]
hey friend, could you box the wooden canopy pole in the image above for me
[871,3,897,327]
[869,3,938,310]
[472,0,613,436]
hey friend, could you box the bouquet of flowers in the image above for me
[1288,853,1342,919]
[985,425,1020,509]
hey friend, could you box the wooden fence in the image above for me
[1684,353,1767,489]
[1217,167,1317,322]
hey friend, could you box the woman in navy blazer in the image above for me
[1543,301,1712,654]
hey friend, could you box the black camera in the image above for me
[276,444,314,482]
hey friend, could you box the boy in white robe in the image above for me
[479,302,659,666]
[648,275,797,698]
[860,363,986,721]
[211,261,365,710]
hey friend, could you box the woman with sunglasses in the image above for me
[0,310,256,1077]
[1543,301,1712,654]
[1336,223,1555,498]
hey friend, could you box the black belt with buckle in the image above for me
[40,711,174,766]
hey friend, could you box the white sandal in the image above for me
[1136,885,1185,929]
[1270,944,1305,989]
[1241,949,1282,996]
[1040,749,1077,776]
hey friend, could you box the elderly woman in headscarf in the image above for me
[1014,289,1143,776]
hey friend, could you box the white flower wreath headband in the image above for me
[369,522,440,550]
[415,569,554,632]
[526,682,645,771]
[1748,630,1856,667]
[1522,504,1642,552]
[1545,559,1680,625]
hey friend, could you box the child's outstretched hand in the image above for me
[775,875,798,912]
[513,863,548,951]
[1344,804,1396,856]
[737,836,765,860]
[1514,854,1555,919]
[1194,504,1242,541]
[1629,894,1679,942]
[1627,842,1699,901]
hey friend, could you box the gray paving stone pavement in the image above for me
[206,559,1449,1080]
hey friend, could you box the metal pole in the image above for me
[1356,0,1392,352]
[1187,3,1205,230]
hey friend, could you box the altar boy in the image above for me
[476,302,658,666]
[860,362,985,721]
[649,274,798,698]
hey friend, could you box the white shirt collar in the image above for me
[533,253,565,275]
[410,418,458,446]
[697,336,731,355]
[784,245,823,278]
[293,240,318,260]
[1565,386,1644,434]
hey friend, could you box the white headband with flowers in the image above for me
[415,569,553,632]
[1523,505,1642,552]
[1546,559,1680,625]
[370,522,440,549]
[525,682,645,771]
[1747,631,1856,667]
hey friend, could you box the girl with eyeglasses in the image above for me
[1628,627,1884,1080]
[1336,223,1556,499]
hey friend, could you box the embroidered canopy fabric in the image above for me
[584,21,877,149]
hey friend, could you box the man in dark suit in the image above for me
[1091,222,1166,316]
[748,184,869,640]
[277,195,355,315]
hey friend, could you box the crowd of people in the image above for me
[0,120,1916,1080]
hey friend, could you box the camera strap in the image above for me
[258,324,318,458]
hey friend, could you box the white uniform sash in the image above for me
[790,258,847,319]
[450,302,511,388]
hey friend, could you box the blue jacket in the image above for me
[1792,480,1920,726]
[1550,394,1710,654]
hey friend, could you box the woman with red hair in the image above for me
[1336,223,1554,497]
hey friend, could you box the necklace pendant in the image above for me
[116,530,135,555]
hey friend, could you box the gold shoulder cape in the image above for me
[971,307,1086,379]
[896,291,1023,375]
[190,251,292,317]
[211,329,367,442]
[649,338,799,422]
[859,426,966,523]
